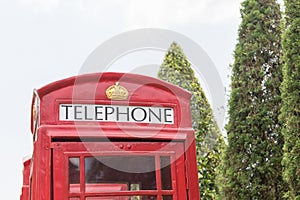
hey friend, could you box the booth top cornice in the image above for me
[31,72,193,134]
[36,72,191,99]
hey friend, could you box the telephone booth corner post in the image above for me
[21,72,200,200]
[20,158,31,200]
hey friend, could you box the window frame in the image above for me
[52,141,187,200]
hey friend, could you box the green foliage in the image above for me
[158,42,224,199]
[221,0,286,199]
[280,0,300,199]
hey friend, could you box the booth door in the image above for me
[53,142,187,200]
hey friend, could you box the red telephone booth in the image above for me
[21,72,200,200]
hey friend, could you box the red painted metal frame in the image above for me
[20,72,200,200]
[52,142,186,200]
[20,158,31,200]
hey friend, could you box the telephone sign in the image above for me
[59,104,174,124]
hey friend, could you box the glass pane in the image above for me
[85,196,157,200]
[160,157,172,190]
[85,156,156,191]
[130,183,140,191]
[162,196,173,200]
[69,157,80,184]
[69,157,80,193]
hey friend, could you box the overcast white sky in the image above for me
[0,0,246,199]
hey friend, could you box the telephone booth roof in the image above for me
[31,72,193,139]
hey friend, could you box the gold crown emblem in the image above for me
[106,82,129,100]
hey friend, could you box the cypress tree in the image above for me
[280,0,300,199]
[158,42,224,199]
[222,0,284,199]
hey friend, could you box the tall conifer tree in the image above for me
[158,42,224,199]
[222,0,284,198]
[280,0,300,199]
